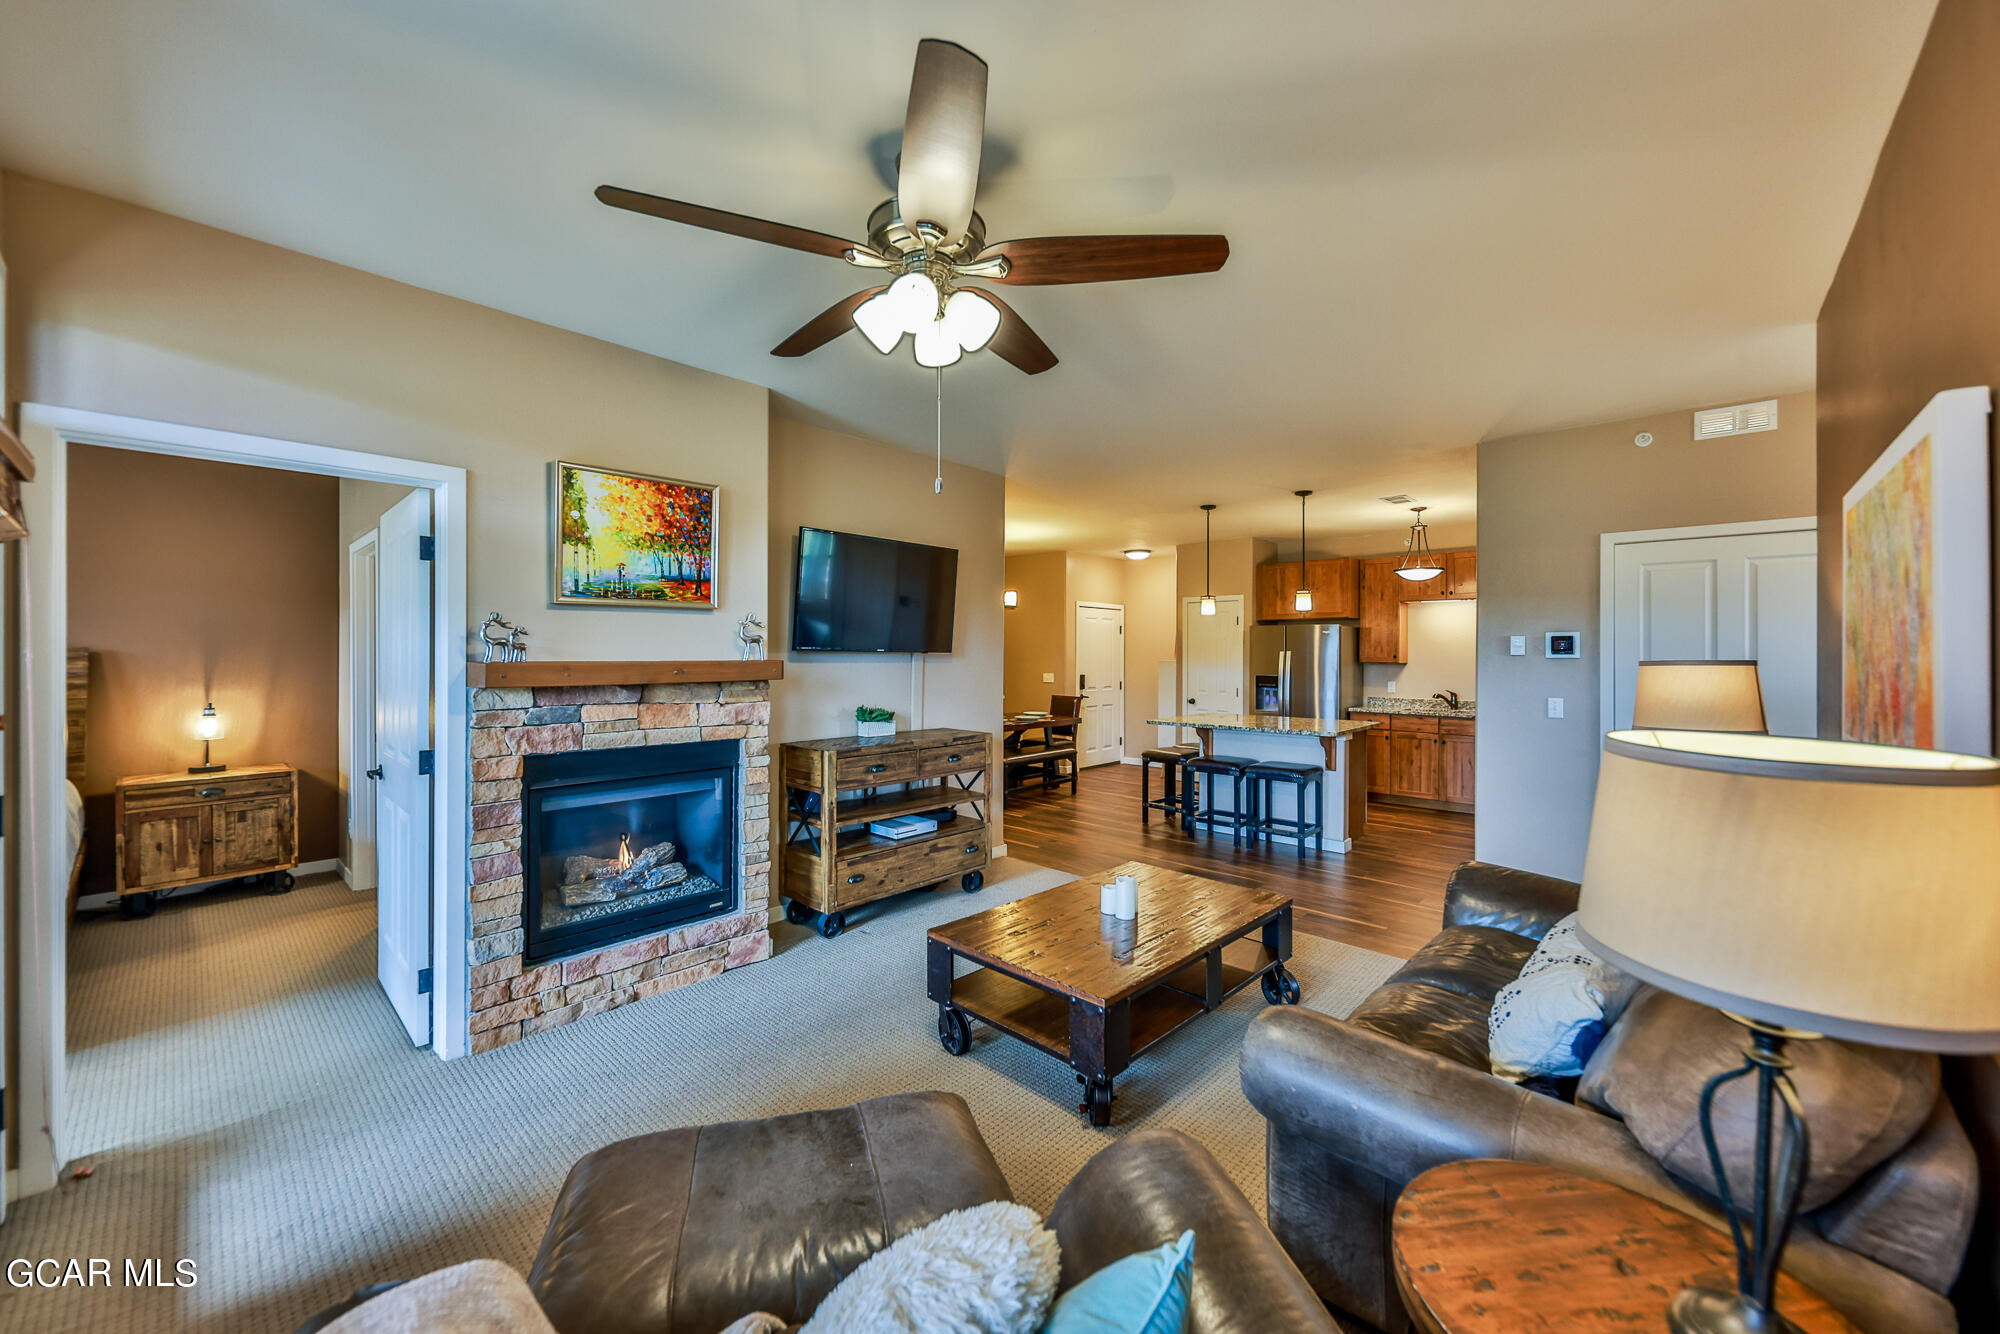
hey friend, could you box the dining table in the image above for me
[1002,714,1082,791]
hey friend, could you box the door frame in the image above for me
[1597,515,1817,738]
[15,404,471,1200]
[1073,600,1125,766]
[346,529,381,892]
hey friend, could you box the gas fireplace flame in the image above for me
[617,833,633,870]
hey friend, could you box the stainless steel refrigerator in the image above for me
[1249,622,1364,721]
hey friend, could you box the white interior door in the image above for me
[1075,602,1124,767]
[348,532,380,893]
[1181,596,1245,713]
[377,491,434,1046]
[1607,523,1817,736]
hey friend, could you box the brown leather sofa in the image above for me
[302,1091,1341,1333]
[1240,861,1979,1334]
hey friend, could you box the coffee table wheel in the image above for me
[938,1005,972,1056]
[961,870,984,894]
[783,899,813,925]
[1262,964,1301,1006]
[818,911,847,940]
[1076,1074,1114,1127]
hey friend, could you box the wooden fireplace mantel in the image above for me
[466,659,785,688]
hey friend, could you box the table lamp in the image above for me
[191,702,226,774]
[1577,728,2000,1334]
[1632,660,1767,733]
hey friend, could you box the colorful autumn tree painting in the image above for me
[556,463,716,604]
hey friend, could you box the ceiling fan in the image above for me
[596,38,1229,376]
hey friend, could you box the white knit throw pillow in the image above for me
[792,1200,1061,1334]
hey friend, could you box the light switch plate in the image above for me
[1042,672,1055,683]
[1547,697,1565,719]
[1508,635,1526,656]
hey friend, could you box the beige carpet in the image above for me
[4,860,1401,1334]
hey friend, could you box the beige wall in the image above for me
[1002,549,1180,755]
[1474,391,1816,878]
[1002,551,1066,713]
[1816,0,2000,754]
[1173,536,1271,714]
[334,478,417,873]
[1361,599,1478,700]
[68,445,342,885]
[766,414,1005,747]
[3,173,770,666]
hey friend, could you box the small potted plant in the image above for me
[854,705,897,738]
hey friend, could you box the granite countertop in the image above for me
[1354,696,1476,718]
[1147,713,1377,739]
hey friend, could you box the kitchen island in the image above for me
[1147,713,1377,853]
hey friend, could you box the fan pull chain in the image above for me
[934,365,944,494]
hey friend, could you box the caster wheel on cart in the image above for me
[1261,965,1301,1006]
[938,1005,972,1056]
[267,870,295,895]
[120,891,156,921]
[961,870,984,894]
[784,899,813,925]
[818,911,847,940]
[1076,1075,1114,1127]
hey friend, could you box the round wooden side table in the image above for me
[1391,1159,1860,1334]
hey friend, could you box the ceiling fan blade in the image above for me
[897,39,987,248]
[596,185,856,259]
[771,287,887,357]
[975,290,1058,375]
[981,234,1230,285]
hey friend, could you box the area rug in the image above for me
[8,859,1402,1334]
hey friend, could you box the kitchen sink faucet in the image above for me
[1431,690,1462,710]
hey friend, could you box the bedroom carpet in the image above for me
[8,860,1402,1334]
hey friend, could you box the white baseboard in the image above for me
[1118,756,1140,766]
[296,858,340,876]
[991,843,1010,859]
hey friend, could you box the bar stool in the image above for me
[1139,744,1201,826]
[1183,753,1257,844]
[1244,760,1326,859]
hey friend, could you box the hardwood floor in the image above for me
[1001,761,1472,959]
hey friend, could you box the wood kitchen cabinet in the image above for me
[1254,557,1358,622]
[115,765,299,912]
[1359,558,1409,662]
[1396,548,1479,602]
[1351,713,1474,810]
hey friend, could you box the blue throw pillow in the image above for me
[1040,1230,1194,1334]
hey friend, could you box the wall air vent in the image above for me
[1693,399,1779,440]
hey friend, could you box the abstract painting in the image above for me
[552,461,718,608]
[1842,387,1991,754]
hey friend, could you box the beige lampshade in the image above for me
[1578,729,2000,1053]
[1631,660,1766,732]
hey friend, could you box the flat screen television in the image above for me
[791,527,958,653]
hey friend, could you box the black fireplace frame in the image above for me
[520,739,740,965]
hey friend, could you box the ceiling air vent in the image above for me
[1693,399,1779,440]
[1380,494,1414,505]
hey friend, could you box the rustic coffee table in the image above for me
[927,860,1299,1125]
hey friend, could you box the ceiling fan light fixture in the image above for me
[885,270,941,330]
[852,290,908,354]
[912,318,962,368]
[941,289,1001,352]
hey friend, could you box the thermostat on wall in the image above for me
[1545,631,1581,659]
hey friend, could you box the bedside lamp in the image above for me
[191,702,226,774]
[1578,729,2000,1333]
[1632,660,1767,732]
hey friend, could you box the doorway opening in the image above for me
[14,404,469,1202]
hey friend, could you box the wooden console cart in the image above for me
[114,764,299,918]
[778,728,992,939]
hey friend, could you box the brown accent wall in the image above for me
[1815,0,2000,749]
[1814,2,2000,1322]
[1002,551,1067,713]
[67,445,341,886]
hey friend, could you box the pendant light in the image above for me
[1293,490,1314,612]
[1199,504,1218,616]
[1395,505,1443,581]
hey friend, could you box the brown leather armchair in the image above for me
[1240,861,1977,1334]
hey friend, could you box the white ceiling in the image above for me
[0,1,1934,555]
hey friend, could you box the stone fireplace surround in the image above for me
[465,676,772,1054]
